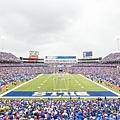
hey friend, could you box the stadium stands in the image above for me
[0,67,48,87]
[101,52,120,63]
[71,66,120,87]
[0,52,120,119]
[0,99,120,119]
[0,62,120,90]
[0,52,21,63]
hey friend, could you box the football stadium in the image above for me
[1,0,120,119]
[0,51,120,119]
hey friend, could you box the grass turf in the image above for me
[15,74,106,92]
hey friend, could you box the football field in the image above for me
[1,74,119,99]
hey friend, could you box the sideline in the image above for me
[0,74,43,97]
[78,74,120,96]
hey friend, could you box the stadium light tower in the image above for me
[1,36,6,51]
[115,35,120,51]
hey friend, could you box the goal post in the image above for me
[52,72,70,91]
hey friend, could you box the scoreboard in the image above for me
[83,51,93,58]
[29,51,39,56]
[29,51,39,62]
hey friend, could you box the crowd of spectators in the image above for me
[0,98,120,119]
[0,63,24,67]
[101,52,120,63]
[0,67,43,87]
[23,63,48,67]
[0,52,21,63]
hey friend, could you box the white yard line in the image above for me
[70,74,80,86]
[0,74,43,97]
[63,74,68,89]
[78,74,120,96]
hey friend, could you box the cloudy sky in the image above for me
[0,0,120,58]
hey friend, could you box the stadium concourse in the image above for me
[0,52,120,119]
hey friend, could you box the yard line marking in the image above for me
[38,74,52,89]
[63,74,68,89]
[70,75,82,86]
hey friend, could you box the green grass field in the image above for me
[15,74,106,92]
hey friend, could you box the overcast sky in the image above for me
[0,0,120,58]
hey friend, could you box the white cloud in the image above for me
[0,0,120,58]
